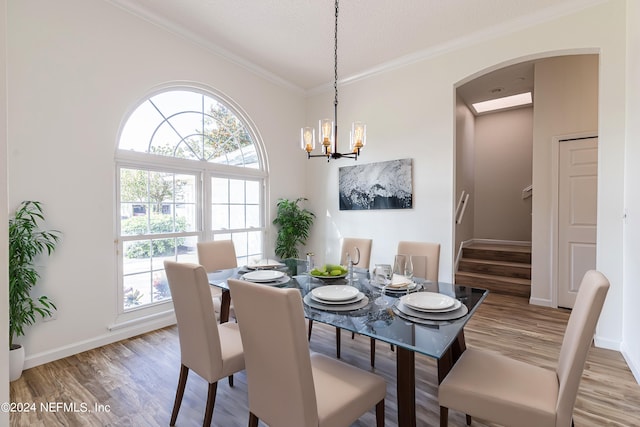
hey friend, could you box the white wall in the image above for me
[454,95,475,256]
[6,0,305,367]
[623,0,640,382]
[530,55,600,304]
[304,1,628,355]
[1,0,9,420]
[474,107,532,241]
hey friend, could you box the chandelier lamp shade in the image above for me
[301,0,366,161]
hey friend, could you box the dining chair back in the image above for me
[197,240,238,272]
[164,261,244,426]
[340,237,373,271]
[397,240,440,282]
[438,270,609,427]
[228,278,386,427]
[197,240,238,320]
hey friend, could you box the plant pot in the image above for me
[10,344,25,381]
[283,258,301,276]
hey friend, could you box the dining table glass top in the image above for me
[208,266,488,360]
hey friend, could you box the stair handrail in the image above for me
[456,192,470,224]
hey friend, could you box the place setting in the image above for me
[245,258,286,270]
[240,269,291,286]
[303,284,369,312]
[392,291,468,324]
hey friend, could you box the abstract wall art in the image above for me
[339,158,413,210]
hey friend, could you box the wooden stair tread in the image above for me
[465,243,531,253]
[455,271,531,286]
[459,258,531,269]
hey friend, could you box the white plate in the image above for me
[242,270,285,282]
[393,302,469,323]
[400,292,456,311]
[303,294,370,312]
[246,259,285,269]
[310,292,365,305]
[309,272,348,280]
[311,285,359,302]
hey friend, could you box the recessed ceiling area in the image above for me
[457,61,535,116]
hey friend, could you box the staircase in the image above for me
[455,242,531,298]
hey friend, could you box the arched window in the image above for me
[116,88,267,311]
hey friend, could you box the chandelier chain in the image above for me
[334,0,339,110]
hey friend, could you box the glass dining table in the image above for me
[208,266,488,427]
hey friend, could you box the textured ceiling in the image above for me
[108,0,603,100]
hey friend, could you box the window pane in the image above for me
[123,272,151,308]
[212,177,229,203]
[119,90,257,168]
[246,204,260,228]
[246,180,260,204]
[229,205,245,229]
[212,204,229,230]
[229,179,245,204]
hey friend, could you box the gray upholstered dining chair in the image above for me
[438,269,610,427]
[164,261,245,427]
[308,237,373,363]
[228,277,386,427]
[197,240,238,320]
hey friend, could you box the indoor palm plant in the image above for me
[9,201,60,380]
[272,197,314,274]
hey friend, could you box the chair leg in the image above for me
[370,337,376,368]
[375,399,385,427]
[336,327,341,358]
[248,412,259,427]
[203,382,217,427]
[170,364,189,426]
[228,374,234,387]
[308,319,313,340]
[466,414,472,425]
[439,406,448,427]
[352,331,355,339]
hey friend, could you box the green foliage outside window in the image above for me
[122,215,188,258]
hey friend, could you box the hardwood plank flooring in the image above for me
[10,293,640,426]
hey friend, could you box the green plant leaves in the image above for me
[9,201,60,348]
[272,198,315,260]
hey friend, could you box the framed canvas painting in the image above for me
[339,158,413,210]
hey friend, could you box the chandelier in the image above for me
[300,0,366,161]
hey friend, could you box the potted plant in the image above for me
[9,201,60,381]
[272,197,315,275]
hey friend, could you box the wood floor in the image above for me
[10,293,640,427]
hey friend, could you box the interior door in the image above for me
[557,137,598,308]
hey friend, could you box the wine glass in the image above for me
[404,256,413,281]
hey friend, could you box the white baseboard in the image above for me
[594,334,621,352]
[468,238,532,246]
[23,313,177,370]
[620,343,640,384]
[529,297,553,307]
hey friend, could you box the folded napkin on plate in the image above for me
[387,274,412,288]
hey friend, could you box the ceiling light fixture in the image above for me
[300,0,365,162]
[472,92,532,114]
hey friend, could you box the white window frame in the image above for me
[114,85,268,320]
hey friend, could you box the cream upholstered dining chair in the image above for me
[307,238,373,362]
[164,261,245,427]
[197,240,238,320]
[396,240,441,282]
[438,270,610,427]
[340,237,373,270]
[228,278,386,427]
[366,240,442,367]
